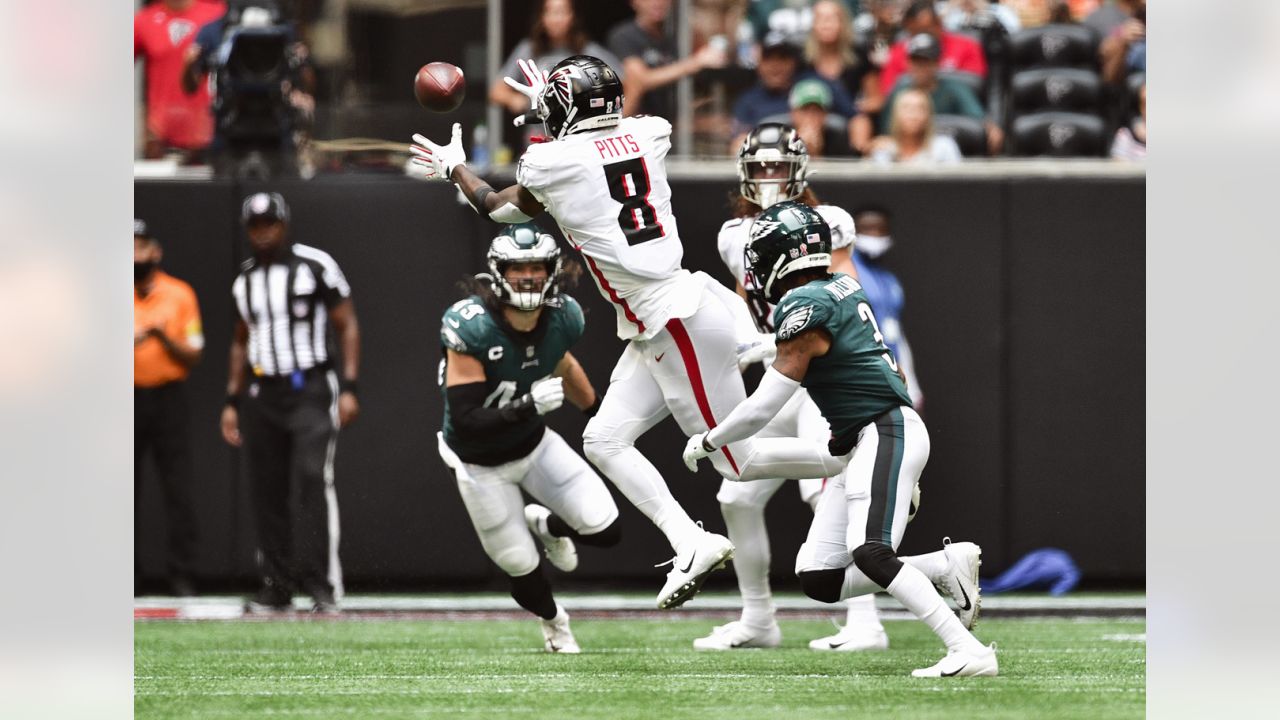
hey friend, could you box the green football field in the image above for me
[135,614,1145,719]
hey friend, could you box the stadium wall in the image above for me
[134,170,1144,589]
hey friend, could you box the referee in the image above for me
[220,192,361,613]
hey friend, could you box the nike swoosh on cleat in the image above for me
[942,664,968,677]
[828,640,848,649]
[955,584,972,611]
[679,550,696,573]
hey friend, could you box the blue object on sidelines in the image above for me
[983,548,1082,596]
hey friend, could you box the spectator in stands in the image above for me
[849,0,905,153]
[1084,0,1140,39]
[940,0,1022,35]
[805,0,875,113]
[1110,81,1145,161]
[1004,0,1074,28]
[789,79,857,158]
[135,0,227,161]
[608,0,727,120]
[1098,1,1144,85]
[880,0,987,94]
[879,33,1001,156]
[730,32,802,147]
[490,0,623,117]
[868,88,963,164]
[134,219,205,596]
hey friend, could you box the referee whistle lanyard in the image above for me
[290,370,305,391]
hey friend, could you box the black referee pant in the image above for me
[241,367,342,601]
[135,381,198,585]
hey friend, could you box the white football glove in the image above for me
[409,122,466,181]
[735,333,777,371]
[683,431,716,472]
[503,58,548,127]
[530,376,565,415]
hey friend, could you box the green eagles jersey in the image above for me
[440,294,585,464]
[771,273,913,455]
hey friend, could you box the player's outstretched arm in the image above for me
[409,123,545,223]
[683,329,831,471]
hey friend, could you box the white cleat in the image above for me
[938,537,982,630]
[525,504,578,572]
[808,624,889,651]
[656,531,735,610]
[540,604,581,654]
[693,621,782,650]
[911,643,998,678]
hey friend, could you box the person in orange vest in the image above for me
[134,218,205,596]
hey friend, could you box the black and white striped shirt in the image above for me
[232,243,352,377]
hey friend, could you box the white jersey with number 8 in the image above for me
[517,115,700,341]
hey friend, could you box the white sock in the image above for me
[738,438,848,482]
[592,444,701,551]
[843,593,884,633]
[720,501,775,628]
[885,564,982,654]
[901,550,949,585]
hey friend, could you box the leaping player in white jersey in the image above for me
[410,55,854,609]
[694,122,897,651]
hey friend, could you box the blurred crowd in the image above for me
[136,0,1145,174]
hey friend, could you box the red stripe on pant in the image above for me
[666,317,741,475]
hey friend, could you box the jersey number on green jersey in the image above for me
[857,301,899,373]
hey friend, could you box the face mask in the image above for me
[755,181,782,210]
[134,260,158,283]
[855,233,893,259]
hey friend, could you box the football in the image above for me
[414,62,465,112]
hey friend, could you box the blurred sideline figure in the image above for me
[695,123,891,652]
[412,55,870,610]
[135,219,205,596]
[684,201,995,677]
[850,206,923,408]
[221,193,360,613]
[134,0,227,162]
[438,224,621,654]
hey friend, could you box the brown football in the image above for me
[414,62,466,112]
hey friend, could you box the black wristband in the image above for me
[340,378,359,396]
[582,397,602,418]
[225,394,240,409]
[473,185,495,212]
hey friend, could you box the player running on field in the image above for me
[438,224,621,653]
[694,123,893,651]
[411,55,852,609]
[683,202,996,677]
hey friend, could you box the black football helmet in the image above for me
[744,201,832,305]
[737,123,810,210]
[538,55,623,140]
[487,223,562,310]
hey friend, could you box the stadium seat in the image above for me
[1010,112,1106,157]
[1010,68,1102,114]
[933,114,987,157]
[1008,24,1099,70]
[1126,71,1145,97]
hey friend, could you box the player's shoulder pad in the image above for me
[546,293,586,341]
[772,284,838,341]
[626,114,672,140]
[815,204,856,250]
[717,216,751,257]
[516,144,555,190]
[440,296,494,354]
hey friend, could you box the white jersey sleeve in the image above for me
[516,115,700,341]
[815,204,856,251]
[716,216,753,286]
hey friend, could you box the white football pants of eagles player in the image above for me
[438,429,618,578]
[583,279,850,560]
[698,388,889,650]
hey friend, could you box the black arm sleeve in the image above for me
[446,382,537,434]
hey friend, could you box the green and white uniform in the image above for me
[436,293,618,578]
[440,294,585,465]
[772,273,913,456]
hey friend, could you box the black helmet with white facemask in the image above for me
[537,55,624,140]
[487,223,562,311]
[737,123,810,210]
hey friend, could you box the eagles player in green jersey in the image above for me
[438,223,620,654]
[683,202,996,677]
